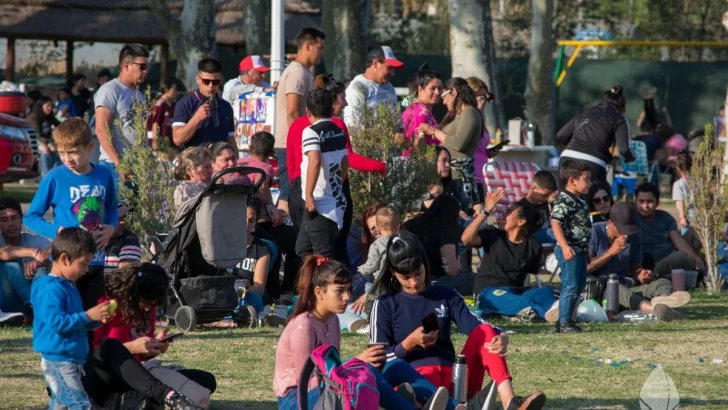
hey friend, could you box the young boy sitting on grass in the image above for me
[32,228,112,409]
[550,160,591,334]
[516,170,558,244]
[24,118,118,318]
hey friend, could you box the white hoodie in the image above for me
[342,74,400,130]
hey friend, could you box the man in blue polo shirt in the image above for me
[172,58,237,150]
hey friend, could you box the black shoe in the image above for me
[507,391,546,410]
[466,381,495,410]
[23,304,34,326]
[396,382,416,405]
[555,321,582,333]
[120,390,148,410]
[164,392,204,410]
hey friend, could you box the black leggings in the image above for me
[83,338,217,406]
[256,222,301,297]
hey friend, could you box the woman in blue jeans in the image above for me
[461,202,557,323]
[273,255,455,410]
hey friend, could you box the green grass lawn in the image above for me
[0,184,39,205]
[1,292,727,409]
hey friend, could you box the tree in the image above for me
[524,0,556,143]
[243,0,271,56]
[149,0,217,90]
[322,0,369,80]
[448,0,506,133]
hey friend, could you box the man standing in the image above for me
[94,44,149,174]
[172,58,237,150]
[343,46,404,131]
[147,81,177,149]
[274,27,326,214]
[0,197,51,322]
[222,55,274,104]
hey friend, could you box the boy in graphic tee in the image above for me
[24,118,118,338]
[295,89,349,258]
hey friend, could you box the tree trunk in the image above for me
[524,0,556,144]
[243,0,271,56]
[448,0,506,134]
[149,0,217,91]
[322,0,369,80]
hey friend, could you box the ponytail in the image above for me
[603,85,626,111]
[288,255,352,322]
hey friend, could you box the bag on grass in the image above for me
[298,344,379,410]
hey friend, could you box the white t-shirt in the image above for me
[222,77,270,104]
[94,78,145,162]
[343,74,400,130]
[301,119,348,228]
[0,233,51,264]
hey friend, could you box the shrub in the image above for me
[347,101,437,221]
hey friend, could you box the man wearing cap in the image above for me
[103,202,142,274]
[587,202,689,320]
[343,46,404,131]
[222,55,276,104]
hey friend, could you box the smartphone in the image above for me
[160,333,184,343]
[422,312,439,334]
[490,140,510,151]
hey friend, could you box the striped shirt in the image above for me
[104,230,142,274]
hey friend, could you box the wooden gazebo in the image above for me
[0,0,321,85]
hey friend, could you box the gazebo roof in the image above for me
[0,0,322,46]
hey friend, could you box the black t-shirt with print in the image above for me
[473,227,543,295]
[235,237,272,280]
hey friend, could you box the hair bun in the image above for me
[418,63,430,72]
[609,85,624,96]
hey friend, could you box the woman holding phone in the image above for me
[274,255,457,410]
[369,236,546,410]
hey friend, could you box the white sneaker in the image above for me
[545,301,559,323]
[355,324,370,335]
[348,319,368,333]
[0,311,25,326]
[424,386,449,410]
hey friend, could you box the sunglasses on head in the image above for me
[127,61,150,72]
[593,195,611,204]
[198,76,221,86]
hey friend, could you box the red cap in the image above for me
[379,46,404,68]
[238,55,270,72]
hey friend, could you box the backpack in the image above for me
[298,344,380,410]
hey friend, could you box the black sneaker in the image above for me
[466,381,495,410]
[555,321,582,334]
[0,311,25,327]
[23,304,34,326]
[396,382,416,405]
[164,392,204,410]
[120,390,148,410]
[506,391,546,410]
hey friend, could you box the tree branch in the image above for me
[149,0,180,34]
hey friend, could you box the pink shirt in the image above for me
[237,157,274,185]
[402,103,440,147]
[473,130,492,183]
[273,312,341,397]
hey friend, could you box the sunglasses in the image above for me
[441,89,452,97]
[198,76,221,86]
[593,195,611,204]
[127,61,150,72]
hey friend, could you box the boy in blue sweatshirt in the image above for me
[24,118,118,319]
[32,228,111,409]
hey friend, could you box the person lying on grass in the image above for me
[369,235,547,410]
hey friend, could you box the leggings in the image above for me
[415,324,511,399]
[82,338,217,406]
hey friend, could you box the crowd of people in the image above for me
[0,25,717,410]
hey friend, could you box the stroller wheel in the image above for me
[233,305,258,329]
[174,306,197,332]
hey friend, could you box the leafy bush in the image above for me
[686,124,726,292]
[112,88,176,260]
[348,102,437,221]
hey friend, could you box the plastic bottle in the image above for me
[614,311,659,324]
[451,355,468,403]
[526,123,535,148]
[606,274,620,319]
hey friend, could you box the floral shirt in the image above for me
[402,102,439,147]
[551,190,591,254]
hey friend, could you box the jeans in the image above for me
[478,286,556,320]
[275,148,290,202]
[289,178,304,233]
[277,359,439,410]
[240,291,264,314]
[39,151,60,177]
[554,246,588,324]
[532,226,556,244]
[295,212,338,259]
[42,359,91,410]
[0,261,48,312]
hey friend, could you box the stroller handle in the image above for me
[210,166,266,193]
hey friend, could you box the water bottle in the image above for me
[526,123,535,148]
[614,311,659,324]
[606,274,620,319]
[451,355,468,403]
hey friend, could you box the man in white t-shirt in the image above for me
[222,55,275,104]
[0,197,51,323]
[295,89,348,259]
[343,45,404,131]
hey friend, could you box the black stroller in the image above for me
[155,167,265,331]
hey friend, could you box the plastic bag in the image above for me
[576,299,609,323]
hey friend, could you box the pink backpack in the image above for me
[298,344,380,410]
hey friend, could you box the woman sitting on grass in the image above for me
[273,255,456,410]
[83,263,215,410]
[369,235,546,410]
